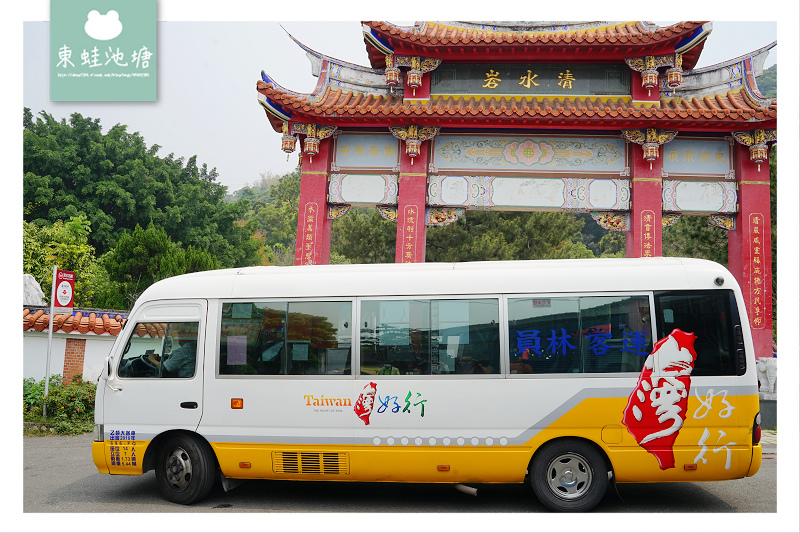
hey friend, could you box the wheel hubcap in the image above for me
[546,452,592,500]
[164,446,192,492]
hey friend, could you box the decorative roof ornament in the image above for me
[389,124,440,164]
[664,54,683,94]
[732,129,777,171]
[622,128,678,169]
[393,55,442,96]
[384,54,401,86]
[625,54,682,97]
[291,123,337,163]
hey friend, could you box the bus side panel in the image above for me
[201,376,758,484]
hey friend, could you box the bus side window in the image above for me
[655,290,738,376]
[507,295,652,375]
[359,298,500,375]
[218,301,352,376]
[579,296,652,373]
[508,297,581,374]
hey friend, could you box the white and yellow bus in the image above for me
[92,257,762,512]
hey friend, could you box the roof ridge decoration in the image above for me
[426,21,641,35]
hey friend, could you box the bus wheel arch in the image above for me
[528,437,611,512]
[147,430,218,505]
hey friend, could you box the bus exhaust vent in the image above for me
[272,452,350,475]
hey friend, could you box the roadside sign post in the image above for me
[43,267,75,417]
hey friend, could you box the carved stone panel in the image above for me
[662,180,737,214]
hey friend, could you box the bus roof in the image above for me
[136,257,738,303]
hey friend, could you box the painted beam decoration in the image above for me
[430,63,630,97]
[428,175,630,212]
[432,135,626,174]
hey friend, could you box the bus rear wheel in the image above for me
[530,439,608,512]
[155,433,216,505]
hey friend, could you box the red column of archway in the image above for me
[395,144,430,263]
[626,144,663,258]
[294,138,333,265]
[728,143,773,359]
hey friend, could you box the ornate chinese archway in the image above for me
[256,21,777,359]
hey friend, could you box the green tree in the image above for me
[104,223,220,307]
[662,215,729,266]
[23,215,116,307]
[331,208,397,264]
[246,168,302,265]
[758,64,776,99]
[23,109,259,268]
[426,211,589,262]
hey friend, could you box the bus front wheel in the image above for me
[530,439,608,512]
[155,433,216,505]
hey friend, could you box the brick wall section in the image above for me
[62,337,86,384]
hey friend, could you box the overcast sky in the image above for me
[20,15,780,193]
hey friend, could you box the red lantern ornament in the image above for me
[281,134,296,153]
[406,57,423,96]
[642,69,658,96]
[385,66,400,86]
[749,144,768,171]
[304,136,320,158]
[280,122,296,161]
[405,138,421,160]
[407,69,422,90]
[642,142,660,167]
[665,67,682,89]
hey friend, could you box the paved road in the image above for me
[23,432,778,519]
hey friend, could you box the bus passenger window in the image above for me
[579,296,651,373]
[508,298,580,374]
[218,301,352,376]
[655,290,738,376]
[507,295,652,374]
[117,322,199,378]
[359,298,500,375]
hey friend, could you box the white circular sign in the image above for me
[56,280,73,306]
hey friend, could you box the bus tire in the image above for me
[155,433,216,505]
[530,439,608,512]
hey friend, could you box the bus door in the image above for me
[102,300,207,472]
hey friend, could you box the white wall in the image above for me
[23,331,119,383]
